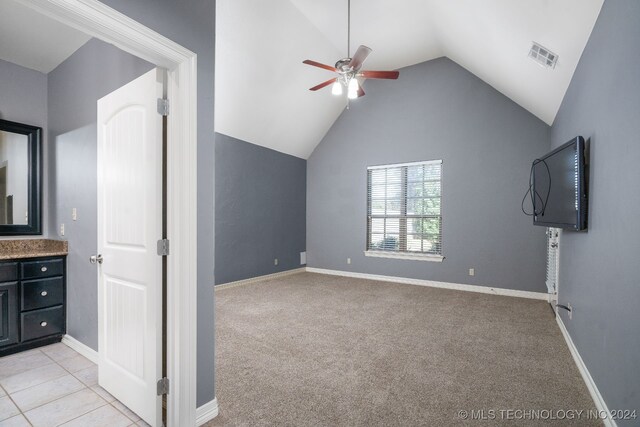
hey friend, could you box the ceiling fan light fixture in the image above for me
[347,78,359,99]
[302,0,399,99]
[332,81,343,96]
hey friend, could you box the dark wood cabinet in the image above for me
[0,256,66,356]
[0,262,18,282]
[0,282,19,347]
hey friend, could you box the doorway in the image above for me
[13,0,199,425]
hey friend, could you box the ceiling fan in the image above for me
[303,0,399,100]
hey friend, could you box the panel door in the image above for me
[97,68,163,426]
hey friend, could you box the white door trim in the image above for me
[16,1,198,425]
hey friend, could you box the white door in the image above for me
[97,68,163,426]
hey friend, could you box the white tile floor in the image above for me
[0,343,150,427]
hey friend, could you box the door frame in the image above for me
[16,1,199,425]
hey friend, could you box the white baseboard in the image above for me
[215,267,306,290]
[62,334,99,364]
[556,316,616,427]
[196,398,219,426]
[305,267,549,300]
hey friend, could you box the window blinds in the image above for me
[367,160,442,255]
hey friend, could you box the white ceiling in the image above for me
[219,0,604,159]
[0,0,91,74]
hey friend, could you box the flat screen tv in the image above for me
[531,136,587,230]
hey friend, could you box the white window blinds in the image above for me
[367,160,442,256]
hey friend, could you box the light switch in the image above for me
[60,223,65,236]
[72,208,77,221]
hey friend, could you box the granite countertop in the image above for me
[0,239,69,260]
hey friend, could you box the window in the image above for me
[366,160,443,261]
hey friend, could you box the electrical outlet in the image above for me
[568,303,573,320]
[300,251,306,265]
[72,208,77,221]
[60,223,65,236]
[274,258,278,266]
[469,268,475,276]
[347,258,351,265]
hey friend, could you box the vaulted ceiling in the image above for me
[0,0,91,73]
[218,0,604,159]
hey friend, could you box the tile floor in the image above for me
[0,343,150,427]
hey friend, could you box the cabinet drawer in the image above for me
[21,305,64,342]
[0,262,18,282]
[21,259,64,280]
[21,277,64,311]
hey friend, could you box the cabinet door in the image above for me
[0,262,18,282]
[0,282,19,347]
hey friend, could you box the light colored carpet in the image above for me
[206,272,598,426]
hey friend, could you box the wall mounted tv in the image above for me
[531,136,588,230]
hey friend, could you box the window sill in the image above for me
[364,251,445,262]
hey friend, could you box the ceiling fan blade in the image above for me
[309,78,337,91]
[349,45,372,71]
[360,70,400,80]
[357,85,365,98]
[303,60,337,72]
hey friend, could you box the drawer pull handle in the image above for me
[40,321,48,327]
[41,266,48,272]
[41,291,48,297]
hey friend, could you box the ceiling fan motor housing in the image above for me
[335,58,354,73]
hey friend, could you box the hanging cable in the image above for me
[521,158,551,217]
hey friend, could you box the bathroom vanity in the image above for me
[0,239,68,356]
[0,120,69,356]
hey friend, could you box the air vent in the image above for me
[529,42,558,69]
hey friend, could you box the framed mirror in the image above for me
[0,119,42,235]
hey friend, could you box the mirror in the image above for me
[0,119,41,235]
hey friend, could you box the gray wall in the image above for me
[307,57,550,293]
[99,0,217,406]
[47,38,154,350]
[0,59,48,237]
[550,0,640,421]
[215,133,306,285]
[0,59,47,127]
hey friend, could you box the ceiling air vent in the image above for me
[529,42,558,69]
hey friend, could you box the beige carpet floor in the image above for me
[206,272,598,426]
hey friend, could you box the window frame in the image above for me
[365,159,444,262]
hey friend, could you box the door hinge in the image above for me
[157,98,170,116]
[157,378,170,396]
[157,239,170,256]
